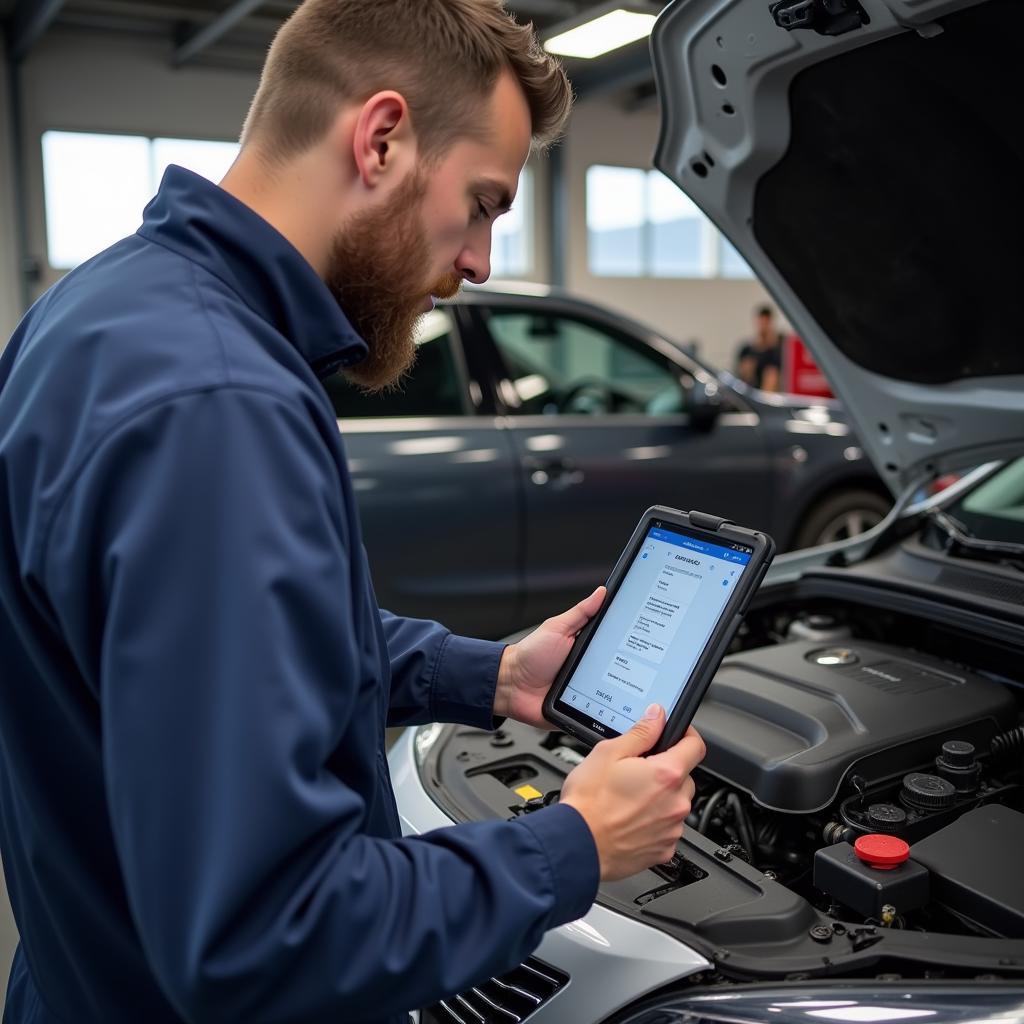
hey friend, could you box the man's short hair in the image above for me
[755,305,774,318]
[242,0,572,162]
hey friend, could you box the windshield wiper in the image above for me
[927,509,1024,573]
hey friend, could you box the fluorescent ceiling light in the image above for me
[544,8,657,59]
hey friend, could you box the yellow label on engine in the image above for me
[514,784,543,801]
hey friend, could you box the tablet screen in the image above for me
[554,520,754,738]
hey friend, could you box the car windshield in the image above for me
[947,458,1024,544]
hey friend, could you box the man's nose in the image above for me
[455,240,491,286]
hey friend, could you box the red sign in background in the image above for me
[783,334,834,398]
[780,338,959,497]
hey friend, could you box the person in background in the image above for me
[735,304,784,392]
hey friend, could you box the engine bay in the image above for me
[419,587,1024,978]
[681,627,1023,939]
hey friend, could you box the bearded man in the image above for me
[0,2,706,1021]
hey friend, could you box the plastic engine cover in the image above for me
[692,640,1015,812]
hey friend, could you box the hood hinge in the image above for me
[769,0,869,36]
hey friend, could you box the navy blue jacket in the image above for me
[0,166,598,1023]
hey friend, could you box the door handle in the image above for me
[524,457,585,488]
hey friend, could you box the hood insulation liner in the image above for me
[754,0,1023,385]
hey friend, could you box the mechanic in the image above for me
[735,304,785,391]
[0,1,705,1021]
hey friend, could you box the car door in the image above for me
[470,300,772,626]
[324,307,520,639]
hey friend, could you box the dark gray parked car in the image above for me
[325,285,887,637]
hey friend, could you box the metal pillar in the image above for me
[547,141,567,289]
[5,41,35,314]
[7,0,68,63]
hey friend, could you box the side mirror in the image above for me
[687,379,722,432]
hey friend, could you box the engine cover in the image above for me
[692,640,1016,812]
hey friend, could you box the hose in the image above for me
[991,725,1024,763]
[698,788,728,834]
[727,792,757,867]
[757,818,781,849]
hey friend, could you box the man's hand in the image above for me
[493,587,606,728]
[561,706,705,880]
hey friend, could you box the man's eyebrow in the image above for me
[474,179,514,213]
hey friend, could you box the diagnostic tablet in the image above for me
[543,506,775,754]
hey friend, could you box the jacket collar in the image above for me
[138,165,368,378]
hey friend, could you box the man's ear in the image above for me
[351,91,415,189]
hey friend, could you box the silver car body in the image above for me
[389,729,712,1022]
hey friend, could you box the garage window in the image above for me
[41,131,239,270]
[42,131,534,280]
[491,169,533,280]
[586,164,753,279]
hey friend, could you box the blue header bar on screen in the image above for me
[648,527,752,564]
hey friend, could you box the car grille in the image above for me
[421,958,569,1023]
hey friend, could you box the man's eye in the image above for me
[473,201,491,223]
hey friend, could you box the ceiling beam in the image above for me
[173,0,264,66]
[72,0,281,33]
[5,0,69,61]
[56,11,171,35]
[510,0,579,17]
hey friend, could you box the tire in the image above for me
[793,488,892,550]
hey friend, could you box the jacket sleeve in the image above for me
[44,386,599,1024]
[378,610,505,729]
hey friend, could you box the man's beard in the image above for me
[326,171,462,392]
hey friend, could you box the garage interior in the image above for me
[0,0,780,359]
[1,0,826,1008]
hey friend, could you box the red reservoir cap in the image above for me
[854,833,910,870]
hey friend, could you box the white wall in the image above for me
[0,41,22,342]
[18,27,260,303]
[561,97,782,371]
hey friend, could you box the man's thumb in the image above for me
[609,703,664,758]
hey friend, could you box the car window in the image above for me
[324,309,466,419]
[483,309,687,417]
[952,458,1024,543]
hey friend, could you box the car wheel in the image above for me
[794,488,892,549]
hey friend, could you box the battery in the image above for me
[911,805,1024,937]
[814,840,929,920]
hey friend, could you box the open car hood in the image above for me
[652,0,1024,496]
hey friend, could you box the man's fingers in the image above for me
[683,775,696,804]
[648,725,706,778]
[603,703,664,759]
[549,586,606,636]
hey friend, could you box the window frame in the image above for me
[40,128,241,272]
[489,167,535,281]
[585,162,754,280]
